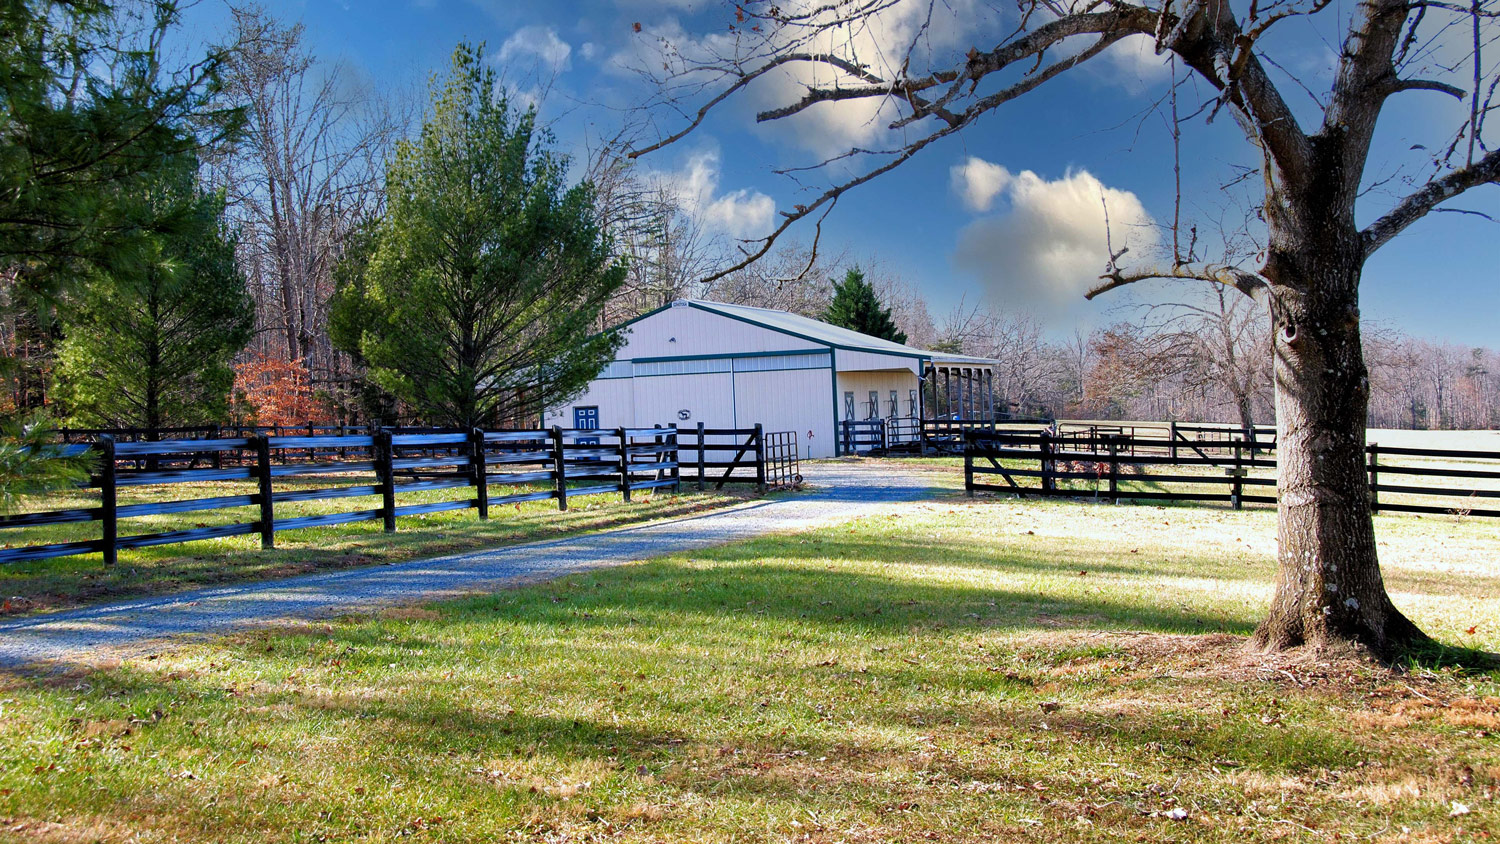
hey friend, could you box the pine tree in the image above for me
[53,160,255,433]
[823,268,907,345]
[331,44,626,429]
[0,1,235,300]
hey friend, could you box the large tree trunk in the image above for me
[1251,244,1429,659]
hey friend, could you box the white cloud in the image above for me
[618,2,1001,156]
[1096,34,1172,92]
[950,160,1158,317]
[950,157,1014,213]
[499,26,572,74]
[648,147,775,239]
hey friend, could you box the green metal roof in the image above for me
[681,300,997,366]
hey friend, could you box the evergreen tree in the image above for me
[0,1,235,497]
[0,1,235,296]
[331,44,626,429]
[824,267,907,345]
[52,160,254,433]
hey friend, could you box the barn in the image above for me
[546,299,1000,458]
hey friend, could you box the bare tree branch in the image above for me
[1088,263,1268,300]
[1362,146,1500,253]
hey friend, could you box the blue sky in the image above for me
[179,0,1498,346]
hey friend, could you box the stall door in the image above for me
[574,406,600,445]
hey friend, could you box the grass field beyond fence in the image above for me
[1,497,1495,842]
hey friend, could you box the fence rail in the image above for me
[0,426,685,567]
[678,423,769,490]
[963,431,1500,518]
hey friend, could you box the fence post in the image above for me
[1368,443,1380,514]
[550,426,569,511]
[616,427,632,502]
[98,436,118,566]
[754,423,767,493]
[964,433,974,497]
[669,423,681,493]
[470,428,489,520]
[254,435,275,549]
[1231,442,1244,511]
[696,422,706,491]
[1039,431,1055,494]
[210,423,222,471]
[1169,420,1178,461]
[376,429,396,532]
[1106,435,1119,504]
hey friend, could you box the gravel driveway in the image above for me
[0,460,942,671]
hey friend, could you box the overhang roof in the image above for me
[671,300,998,367]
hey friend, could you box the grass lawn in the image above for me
[1,497,1496,842]
[0,482,749,617]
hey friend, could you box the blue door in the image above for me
[574,406,600,444]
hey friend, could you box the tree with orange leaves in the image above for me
[232,355,327,425]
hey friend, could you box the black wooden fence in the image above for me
[0,426,683,566]
[678,423,769,490]
[922,419,1279,455]
[963,430,1500,518]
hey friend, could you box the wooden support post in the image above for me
[1107,435,1119,504]
[1039,431,1055,494]
[550,426,569,511]
[669,424,681,493]
[1368,443,1380,514]
[211,423,222,470]
[376,429,396,532]
[470,428,489,519]
[254,435,275,549]
[754,423,767,493]
[696,422,706,491]
[99,436,118,566]
[1169,421,1178,461]
[616,427,631,502]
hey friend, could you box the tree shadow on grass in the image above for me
[5,532,1464,842]
[1,634,1386,844]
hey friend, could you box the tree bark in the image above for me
[1252,243,1429,659]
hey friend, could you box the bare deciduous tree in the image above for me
[212,5,404,407]
[628,0,1500,658]
[586,152,725,323]
[1145,287,1273,434]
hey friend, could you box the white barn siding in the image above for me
[834,350,921,375]
[632,372,736,429]
[732,368,835,458]
[549,378,634,429]
[615,305,820,359]
[836,370,920,423]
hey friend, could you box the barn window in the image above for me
[844,392,854,420]
[867,391,878,419]
[888,390,898,417]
